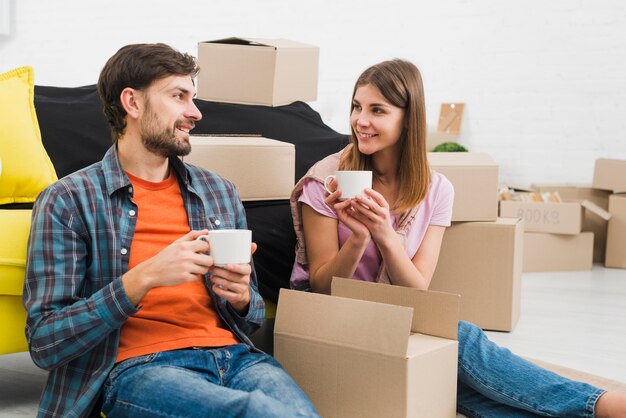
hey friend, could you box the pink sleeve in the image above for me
[430,174,454,227]
[298,178,338,219]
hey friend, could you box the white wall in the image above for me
[2,0,626,185]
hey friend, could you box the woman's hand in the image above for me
[349,188,395,245]
[324,179,370,242]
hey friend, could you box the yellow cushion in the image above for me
[0,66,57,204]
[0,296,28,354]
[0,209,32,295]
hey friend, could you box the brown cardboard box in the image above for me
[523,232,594,272]
[274,278,459,418]
[430,218,523,331]
[592,159,626,192]
[428,152,499,221]
[197,37,319,106]
[606,194,626,269]
[499,199,609,235]
[184,136,295,201]
[532,184,610,262]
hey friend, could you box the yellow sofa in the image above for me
[0,209,32,354]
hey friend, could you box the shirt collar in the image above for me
[101,144,194,196]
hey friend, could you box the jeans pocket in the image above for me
[106,352,159,385]
[103,352,159,411]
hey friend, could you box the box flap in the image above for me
[331,278,459,340]
[202,37,316,49]
[189,135,294,148]
[275,289,414,357]
[427,152,497,167]
[203,37,275,48]
[581,200,611,221]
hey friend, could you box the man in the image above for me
[24,43,318,418]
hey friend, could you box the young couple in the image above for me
[24,43,625,418]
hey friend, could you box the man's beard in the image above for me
[140,106,193,158]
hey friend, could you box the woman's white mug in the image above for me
[324,170,372,200]
[197,229,252,266]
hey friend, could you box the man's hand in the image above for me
[209,243,258,315]
[122,229,213,306]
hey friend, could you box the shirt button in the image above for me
[128,187,133,194]
[214,219,221,226]
[120,248,128,255]
[129,210,136,216]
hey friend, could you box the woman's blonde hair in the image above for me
[340,59,431,213]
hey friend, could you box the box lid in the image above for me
[202,37,317,49]
[275,288,414,357]
[581,200,611,221]
[427,152,498,168]
[331,278,459,340]
[189,135,294,148]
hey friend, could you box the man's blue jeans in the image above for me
[457,321,605,418]
[102,344,319,418]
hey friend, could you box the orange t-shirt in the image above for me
[116,169,239,363]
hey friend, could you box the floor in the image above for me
[1,265,624,417]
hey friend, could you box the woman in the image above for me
[290,59,626,417]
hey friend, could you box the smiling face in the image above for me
[139,74,202,158]
[350,83,406,158]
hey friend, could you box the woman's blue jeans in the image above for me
[102,344,319,418]
[458,321,605,418]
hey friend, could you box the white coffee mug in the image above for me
[324,170,372,200]
[197,229,252,267]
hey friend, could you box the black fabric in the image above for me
[35,85,112,180]
[244,201,295,302]
[33,85,348,301]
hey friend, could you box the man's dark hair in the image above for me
[97,43,199,142]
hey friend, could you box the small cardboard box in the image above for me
[197,37,319,106]
[499,199,609,235]
[428,152,499,221]
[184,136,295,201]
[532,184,610,262]
[523,232,594,272]
[430,218,523,332]
[606,194,626,269]
[592,159,626,192]
[274,278,460,418]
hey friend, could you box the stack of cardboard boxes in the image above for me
[500,188,609,272]
[497,158,625,272]
[184,37,321,201]
[427,153,524,332]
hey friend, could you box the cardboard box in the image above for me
[532,184,610,262]
[499,199,609,235]
[428,152,499,221]
[592,159,626,192]
[274,278,460,418]
[197,37,319,106]
[430,218,523,331]
[184,136,295,201]
[606,194,626,269]
[523,232,594,272]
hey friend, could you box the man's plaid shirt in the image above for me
[23,145,265,417]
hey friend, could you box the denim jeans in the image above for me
[457,321,605,418]
[102,344,319,418]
